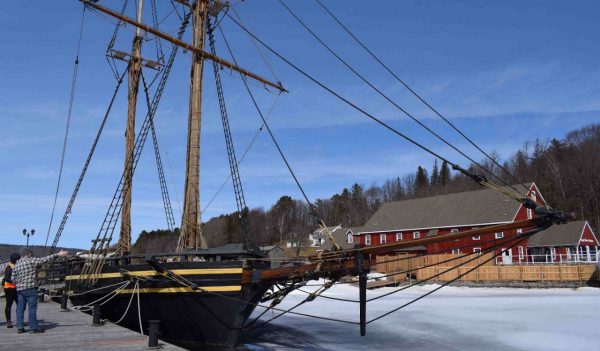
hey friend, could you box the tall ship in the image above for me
[41,1,570,349]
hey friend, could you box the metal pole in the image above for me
[354,244,367,336]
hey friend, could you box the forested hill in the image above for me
[133,123,599,252]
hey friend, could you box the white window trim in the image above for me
[452,248,461,254]
[413,231,420,239]
[450,228,459,233]
[518,246,524,260]
[472,236,480,240]
[365,234,371,246]
[517,228,523,235]
[380,234,386,244]
[495,232,504,239]
[396,232,403,241]
[473,247,482,253]
[527,208,533,219]
[347,233,353,244]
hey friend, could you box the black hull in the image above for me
[64,260,271,350]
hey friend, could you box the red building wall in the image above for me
[354,184,551,263]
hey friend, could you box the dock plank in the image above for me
[0,299,184,350]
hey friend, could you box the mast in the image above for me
[118,0,144,256]
[179,0,209,250]
[82,0,286,252]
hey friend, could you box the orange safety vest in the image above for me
[3,262,16,289]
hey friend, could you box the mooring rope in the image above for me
[72,280,132,312]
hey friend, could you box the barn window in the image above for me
[517,228,523,235]
[413,231,420,239]
[495,232,504,239]
[531,191,537,202]
[365,235,371,245]
[472,236,480,240]
[473,248,481,253]
[380,234,387,244]
[527,208,533,219]
[451,228,459,234]
[347,233,353,244]
[452,248,461,254]
[396,233,403,241]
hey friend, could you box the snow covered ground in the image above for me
[241,282,599,351]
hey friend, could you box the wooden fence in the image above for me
[374,254,599,282]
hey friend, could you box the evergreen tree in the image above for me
[440,160,451,186]
[351,183,364,206]
[431,159,440,187]
[394,176,404,200]
[415,166,429,193]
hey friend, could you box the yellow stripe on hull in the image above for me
[65,268,243,281]
[66,286,241,295]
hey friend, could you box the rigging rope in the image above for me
[105,0,130,80]
[201,94,281,214]
[49,67,129,254]
[141,71,177,231]
[278,0,526,198]
[44,5,87,250]
[230,5,281,85]
[313,0,531,196]
[225,13,530,207]
[207,16,251,247]
[216,23,315,212]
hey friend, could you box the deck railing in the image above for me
[496,252,600,265]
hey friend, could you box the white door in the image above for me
[502,248,513,265]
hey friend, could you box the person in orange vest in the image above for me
[3,253,20,328]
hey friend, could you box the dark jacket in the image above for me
[3,262,16,289]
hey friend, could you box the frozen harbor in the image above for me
[242,282,600,351]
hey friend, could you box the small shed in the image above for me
[260,245,285,268]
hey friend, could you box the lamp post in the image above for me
[23,228,35,247]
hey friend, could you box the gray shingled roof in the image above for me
[362,184,532,233]
[527,221,589,247]
[322,226,364,250]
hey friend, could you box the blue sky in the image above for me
[0,0,598,250]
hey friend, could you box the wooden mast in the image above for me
[118,0,144,256]
[179,0,208,250]
[82,0,286,251]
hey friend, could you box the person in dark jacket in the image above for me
[3,253,20,328]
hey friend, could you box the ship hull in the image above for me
[64,260,271,350]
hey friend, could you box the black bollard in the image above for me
[60,293,70,312]
[147,320,161,349]
[92,304,102,326]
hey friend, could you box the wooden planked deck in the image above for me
[0,299,184,350]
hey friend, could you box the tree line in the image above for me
[134,123,600,251]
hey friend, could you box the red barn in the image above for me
[351,183,599,264]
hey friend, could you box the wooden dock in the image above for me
[0,299,184,350]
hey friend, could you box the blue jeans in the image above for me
[16,288,38,330]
